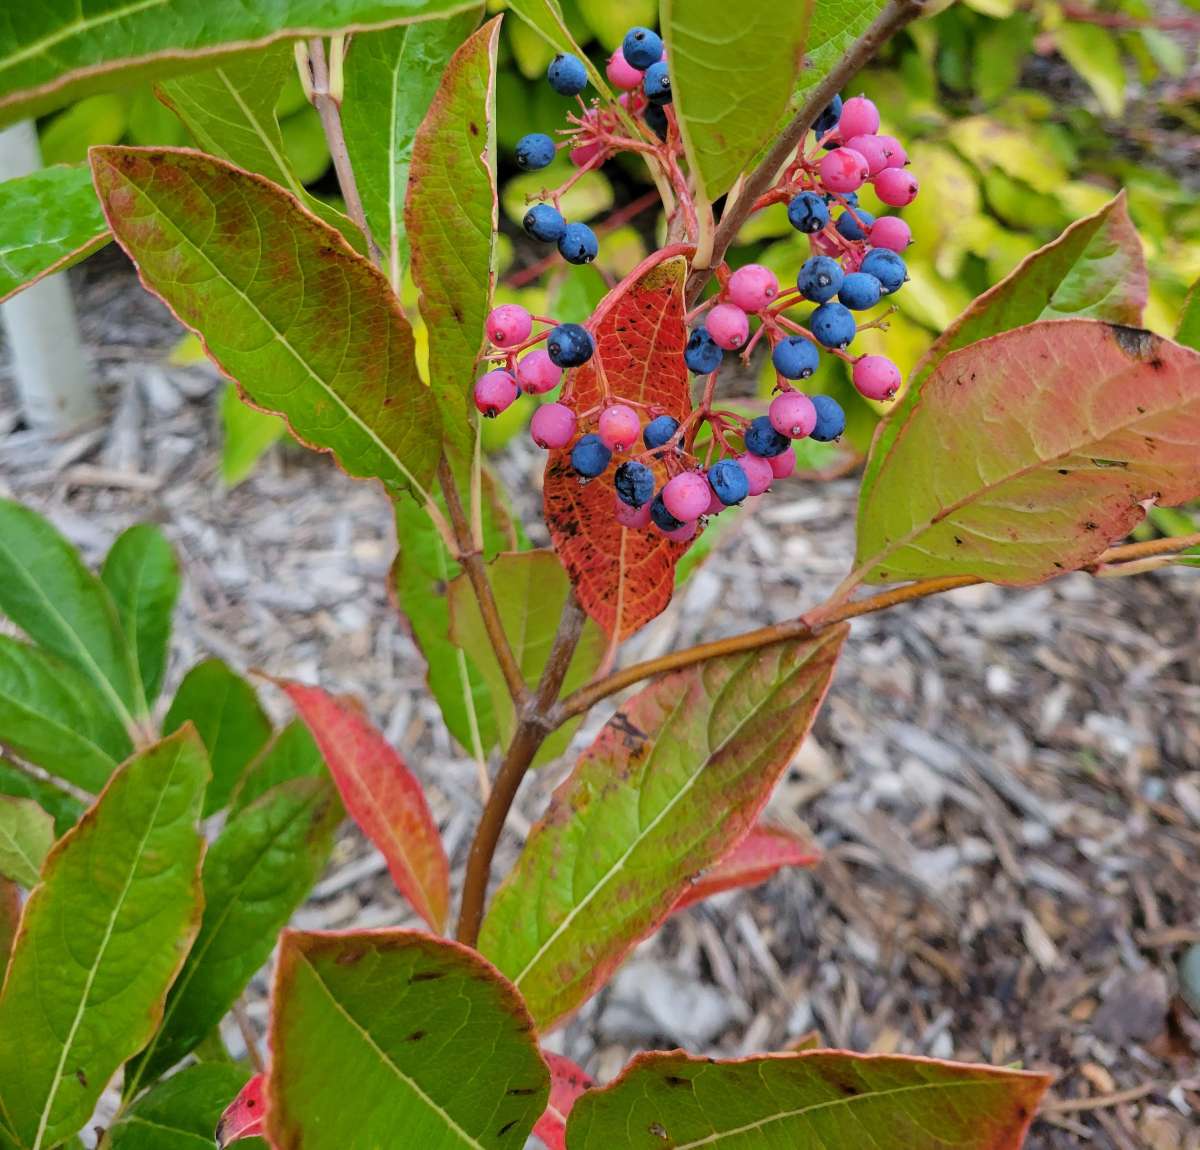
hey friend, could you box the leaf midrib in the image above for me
[0,0,168,75]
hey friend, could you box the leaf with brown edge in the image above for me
[281,681,449,932]
[543,255,694,642]
[534,1053,593,1150]
[855,320,1200,586]
[216,1073,266,1148]
[565,1049,1051,1149]
[479,626,846,1030]
[671,822,819,913]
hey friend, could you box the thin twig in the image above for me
[232,998,265,1073]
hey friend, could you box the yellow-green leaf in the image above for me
[0,796,54,888]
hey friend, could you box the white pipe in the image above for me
[0,120,98,432]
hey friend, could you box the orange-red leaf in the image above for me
[215,1073,265,1148]
[672,823,819,913]
[543,256,693,642]
[533,1052,593,1150]
[281,682,448,932]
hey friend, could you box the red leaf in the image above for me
[543,255,693,642]
[215,1073,265,1148]
[671,823,820,912]
[280,682,449,932]
[532,1052,593,1150]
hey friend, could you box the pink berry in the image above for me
[571,139,604,168]
[486,304,532,348]
[768,391,817,439]
[474,370,518,418]
[838,95,880,139]
[868,216,912,253]
[876,135,908,169]
[598,404,640,451]
[853,355,901,401]
[737,452,774,496]
[665,520,698,543]
[726,264,779,313]
[614,498,652,529]
[705,487,726,516]
[810,231,841,259]
[662,471,712,521]
[706,303,750,350]
[769,446,797,479]
[516,348,562,394]
[873,167,919,207]
[818,147,869,194]
[606,48,643,90]
[843,134,891,176]
[530,402,576,448]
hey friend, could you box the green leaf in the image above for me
[504,1,614,96]
[91,147,442,501]
[1178,279,1200,351]
[0,762,83,837]
[101,524,180,708]
[479,627,847,1029]
[109,1063,256,1150]
[0,498,139,729]
[128,777,340,1089]
[157,45,362,250]
[0,728,207,1150]
[0,636,131,791]
[856,321,1200,586]
[448,550,605,765]
[0,0,487,125]
[0,165,108,304]
[165,659,272,817]
[405,17,500,467]
[0,796,54,887]
[39,94,128,165]
[229,719,327,816]
[1056,21,1126,119]
[218,381,286,486]
[566,1050,1052,1149]
[664,0,811,202]
[344,9,483,291]
[575,0,657,50]
[267,930,549,1150]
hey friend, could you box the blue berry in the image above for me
[644,102,669,140]
[547,323,594,367]
[708,458,750,506]
[643,415,680,450]
[615,460,655,507]
[623,27,663,70]
[547,53,588,96]
[643,61,671,105]
[828,190,859,208]
[813,94,843,137]
[860,248,907,294]
[745,415,790,458]
[797,256,843,303]
[650,493,683,532]
[835,208,875,241]
[523,203,566,242]
[558,221,598,265]
[838,272,882,311]
[571,433,611,477]
[809,301,857,348]
[810,394,846,442]
[787,192,828,234]
[685,327,723,375]
[515,133,555,171]
[772,336,820,380]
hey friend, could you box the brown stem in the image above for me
[684,0,930,305]
[456,594,587,946]
[1060,1,1199,31]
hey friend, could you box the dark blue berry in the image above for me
[745,415,790,458]
[772,336,820,380]
[838,272,882,311]
[797,256,843,303]
[835,208,875,241]
[557,221,598,265]
[827,190,859,208]
[515,133,555,171]
[809,301,857,348]
[860,248,907,294]
[643,61,671,105]
[623,27,663,70]
[685,327,723,375]
[643,415,680,450]
[708,458,749,505]
[644,102,669,140]
[810,394,846,442]
[615,460,655,507]
[813,94,843,137]
[787,192,828,234]
[649,492,683,532]
[547,323,594,367]
[547,53,588,96]
[571,433,611,477]
[523,203,566,242]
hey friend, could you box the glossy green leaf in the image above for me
[1178,279,1200,351]
[794,0,885,106]
[91,147,441,500]
[0,796,54,887]
[0,498,139,729]
[480,627,847,1029]
[267,930,549,1150]
[0,165,108,304]
[218,381,286,486]
[566,1050,1051,1149]
[664,0,811,202]
[406,17,500,466]
[856,320,1200,586]
[129,777,340,1088]
[101,524,180,708]
[164,659,271,817]
[109,1063,258,1150]
[0,762,83,837]
[0,728,207,1150]
[344,9,483,291]
[0,0,486,125]
[228,719,326,816]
